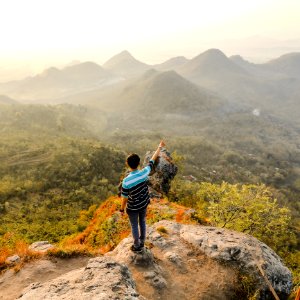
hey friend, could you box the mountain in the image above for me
[229,55,287,79]
[55,68,230,135]
[154,56,189,72]
[179,49,248,81]
[58,62,112,82]
[230,55,255,70]
[103,50,150,78]
[60,69,225,115]
[263,52,300,78]
[176,49,270,106]
[0,94,18,105]
[0,62,119,102]
[174,49,300,122]
[113,69,224,113]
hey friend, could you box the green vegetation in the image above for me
[156,226,168,234]
[169,179,299,292]
[0,137,125,242]
[0,104,125,246]
[0,102,299,294]
[170,181,295,251]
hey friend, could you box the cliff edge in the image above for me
[17,221,292,300]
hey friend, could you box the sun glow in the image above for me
[0,0,299,75]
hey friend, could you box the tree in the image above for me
[195,182,296,253]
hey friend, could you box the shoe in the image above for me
[130,244,143,253]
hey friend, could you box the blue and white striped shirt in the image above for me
[121,160,154,211]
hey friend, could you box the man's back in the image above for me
[121,160,154,211]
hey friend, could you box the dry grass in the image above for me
[48,244,96,258]
[0,241,44,273]
[156,226,168,234]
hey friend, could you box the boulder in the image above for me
[29,241,54,252]
[143,147,178,195]
[5,255,20,265]
[155,221,293,300]
[18,256,144,300]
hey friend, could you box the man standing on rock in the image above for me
[120,141,165,252]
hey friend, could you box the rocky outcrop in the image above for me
[108,221,292,299]
[18,221,292,300]
[18,257,143,300]
[163,221,292,299]
[143,147,178,195]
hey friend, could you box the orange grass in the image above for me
[0,240,44,273]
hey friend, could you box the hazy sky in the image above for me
[0,0,300,77]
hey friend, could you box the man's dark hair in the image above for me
[127,153,140,169]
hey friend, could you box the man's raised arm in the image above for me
[151,140,165,162]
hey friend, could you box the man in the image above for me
[120,141,165,252]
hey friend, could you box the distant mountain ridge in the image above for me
[179,49,248,79]
[263,52,300,78]
[61,68,225,116]
[0,62,120,101]
[103,50,150,78]
[0,94,18,104]
[154,56,188,71]
[0,48,299,125]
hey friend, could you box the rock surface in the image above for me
[5,255,20,265]
[143,147,178,195]
[109,221,292,300]
[163,221,292,299]
[17,221,292,300]
[0,257,89,300]
[18,257,143,300]
[29,241,54,252]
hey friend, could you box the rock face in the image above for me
[162,221,292,299]
[18,257,143,300]
[18,221,292,300]
[108,221,292,299]
[143,147,178,195]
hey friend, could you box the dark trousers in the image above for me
[127,208,147,247]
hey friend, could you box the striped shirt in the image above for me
[121,160,154,211]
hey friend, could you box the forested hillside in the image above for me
[0,102,299,244]
[0,104,125,244]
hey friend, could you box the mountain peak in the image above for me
[103,50,149,77]
[265,52,300,78]
[117,50,134,59]
[179,48,247,79]
[63,61,104,73]
[40,67,60,77]
[103,50,137,67]
[195,48,228,61]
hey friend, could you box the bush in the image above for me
[194,182,296,254]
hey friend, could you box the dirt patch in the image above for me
[0,256,90,300]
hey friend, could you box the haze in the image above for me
[0,0,300,81]
[1,0,300,291]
